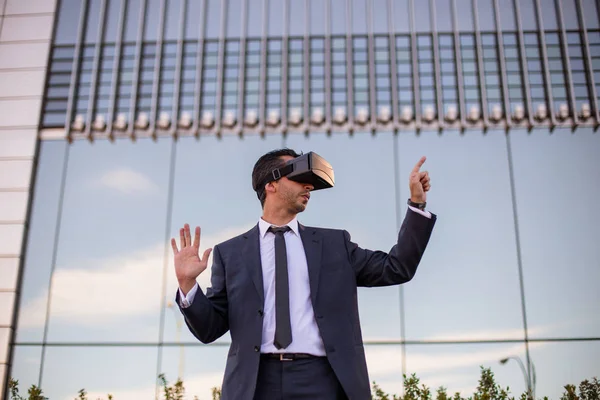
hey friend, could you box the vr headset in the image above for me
[265,152,335,190]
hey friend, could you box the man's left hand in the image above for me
[409,156,431,203]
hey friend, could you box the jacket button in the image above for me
[316,315,324,319]
[258,309,264,316]
[254,346,259,352]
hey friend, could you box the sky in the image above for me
[9,126,600,399]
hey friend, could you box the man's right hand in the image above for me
[171,224,212,295]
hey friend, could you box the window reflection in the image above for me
[43,139,172,342]
[16,141,68,342]
[160,346,227,398]
[163,134,283,343]
[510,128,600,339]
[405,343,528,396]
[398,130,524,340]
[9,345,42,391]
[285,132,400,339]
[41,347,158,399]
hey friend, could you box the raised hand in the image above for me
[171,224,212,294]
[409,156,431,203]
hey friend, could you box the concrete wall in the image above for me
[0,0,56,393]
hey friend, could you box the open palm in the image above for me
[171,224,212,292]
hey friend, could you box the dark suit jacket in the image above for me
[177,209,436,399]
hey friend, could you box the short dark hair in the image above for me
[252,148,301,207]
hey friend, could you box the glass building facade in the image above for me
[2,0,600,398]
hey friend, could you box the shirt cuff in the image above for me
[178,283,199,308]
[408,205,432,219]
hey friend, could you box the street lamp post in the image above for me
[500,356,536,399]
[167,301,185,380]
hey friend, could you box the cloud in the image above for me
[96,167,159,195]
[18,224,254,330]
[62,371,224,400]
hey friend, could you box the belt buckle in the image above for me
[279,353,293,361]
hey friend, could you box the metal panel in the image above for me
[408,0,421,128]
[192,0,207,136]
[107,0,128,138]
[214,0,228,135]
[280,0,289,132]
[575,0,599,125]
[555,0,578,124]
[303,0,310,132]
[387,0,400,128]
[260,0,269,134]
[237,0,250,135]
[472,0,489,127]
[367,0,377,130]
[534,0,557,127]
[451,0,466,128]
[149,0,168,135]
[63,1,89,141]
[127,0,148,137]
[84,0,108,138]
[345,0,355,130]
[430,0,444,129]
[325,0,332,131]
[170,0,187,136]
[513,0,535,129]
[493,0,512,129]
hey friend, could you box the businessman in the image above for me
[172,149,436,399]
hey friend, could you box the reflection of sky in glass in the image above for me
[11,128,600,399]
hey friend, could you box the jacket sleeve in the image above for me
[345,208,437,287]
[176,244,229,343]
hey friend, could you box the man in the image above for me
[172,149,436,400]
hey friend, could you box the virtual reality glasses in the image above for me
[266,152,335,190]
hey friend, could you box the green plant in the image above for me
[8,369,600,400]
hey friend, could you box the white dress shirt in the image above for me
[179,206,431,355]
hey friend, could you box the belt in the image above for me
[260,353,322,361]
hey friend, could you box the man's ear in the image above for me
[265,181,277,195]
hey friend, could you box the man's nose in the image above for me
[304,183,314,191]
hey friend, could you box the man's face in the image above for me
[273,155,314,214]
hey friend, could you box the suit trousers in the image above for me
[253,355,348,400]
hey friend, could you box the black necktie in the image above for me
[269,226,293,349]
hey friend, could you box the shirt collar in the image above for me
[258,216,300,238]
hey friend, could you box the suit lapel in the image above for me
[299,224,322,306]
[243,224,264,306]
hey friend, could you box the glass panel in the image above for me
[510,128,600,339]
[310,0,326,35]
[289,0,305,36]
[456,0,474,31]
[398,130,524,340]
[9,345,42,390]
[124,0,142,42]
[405,343,529,396]
[435,0,453,32]
[363,345,403,395]
[103,0,123,43]
[44,139,172,342]
[15,141,68,342]
[529,341,600,399]
[54,0,83,45]
[352,0,368,34]
[285,132,400,339]
[160,346,227,398]
[84,0,102,43]
[414,0,431,32]
[41,347,158,398]
[393,0,410,33]
[372,0,389,34]
[164,0,182,40]
[227,0,243,37]
[519,0,538,30]
[143,0,161,40]
[163,134,282,343]
[583,0,600,29]
[185,0,204,40]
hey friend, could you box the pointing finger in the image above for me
[412,156,427,174]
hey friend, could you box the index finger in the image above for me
[412,156,427,173]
